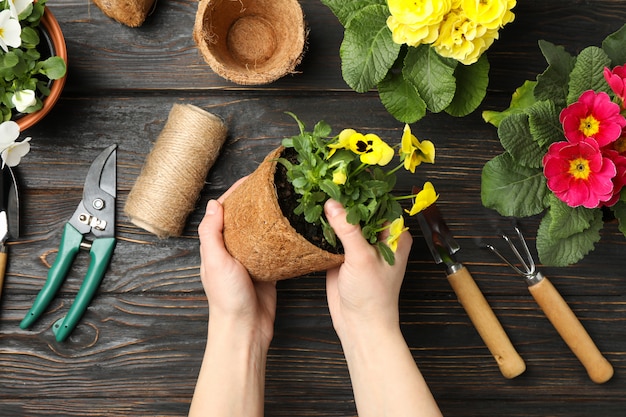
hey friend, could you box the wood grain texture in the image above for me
[0,0,625,416]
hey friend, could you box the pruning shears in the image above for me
[20,144,117,341]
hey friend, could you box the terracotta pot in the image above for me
[16,8,68,131]
[222,147,344,281]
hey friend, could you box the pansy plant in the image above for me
[279,113,437,265]
[481,23,626,266]
[0,0,66,121]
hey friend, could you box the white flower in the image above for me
[9,0,33,19]
[0,9,21,52]
[12,89,36,113]
[0,120,31,167]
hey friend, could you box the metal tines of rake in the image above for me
[484,225,543,285]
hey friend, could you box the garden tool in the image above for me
[415,192,526,379]
[20,145,117,342]
[485,225,614,384]
[0,165,19,302]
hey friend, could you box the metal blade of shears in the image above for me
[0,165,18,301]
[69,144,117,238]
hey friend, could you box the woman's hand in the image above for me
[189,179,276,417]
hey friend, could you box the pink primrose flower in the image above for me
[543,138,617,208]
[559,90,626,147]
[600,148,626,206]
[604,65,626,106]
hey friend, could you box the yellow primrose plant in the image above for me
[0,0,67,121]
[321,0,516,123]
[278,113,437,265]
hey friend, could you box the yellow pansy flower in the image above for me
[328,128,356,158]
[405,182,439,215]
[400,124,435,173]
[349,132,395,166]
[386,216,409,253]
[332,166,348,185]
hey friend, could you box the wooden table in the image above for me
[1,1,625,416]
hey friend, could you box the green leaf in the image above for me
[612,199,626,237]
[340,5,401,92]
[534,40,576,104]
[39,56,66,80]
[482,80,537,128]
[403,45,458,113]
[602,23,626,67]
[377,69,427,123]
[346,203,368,224]
[566,46,612,104]
[498,113,544,168]
[536,206,603,266]
[304,203,323,224]
[526,100,563,148]
[313,120,332,139]
[376,241,396,266]
[321,0,386,26]
[481,152,549,217]
[544,194,597,240]
[319,179,342,202]
[20,26,40,47]
[445,54,489,117]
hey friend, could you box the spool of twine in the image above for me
[125,104,227,238]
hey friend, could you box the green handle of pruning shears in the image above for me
[20,223,83,330]
[53,236,115,341]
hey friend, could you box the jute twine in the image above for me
[125,104,227,238]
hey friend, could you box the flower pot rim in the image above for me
[16,7,68,132]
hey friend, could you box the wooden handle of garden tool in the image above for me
[447,266,526,379]
[528,277,613,384]
[0,249,7,300]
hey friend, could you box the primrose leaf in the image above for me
[602,23,626,67]
[544,194,597,240]
[535,40,576,105]
[340,4,401,93]
[378,69,427,123]
[526,99,564,148]
[481,152,549,217]
[612,200,626,238]
[403,45,458,113]
[498,113,544,168]
[321,0,386,26]
[567,46,612,104]
[483,80,537,128]
[536,206,603,266]
[446,53,489,117]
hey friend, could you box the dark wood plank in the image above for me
[1,1,626,416]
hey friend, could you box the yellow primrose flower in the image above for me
[433,8,499,65]
[386,0,452,46]
[405,182,439,215]
[461,0,516,30]
[386,216,409,253]
[349,132,395,166]
[400,124,435,173]
[328,128,356,158]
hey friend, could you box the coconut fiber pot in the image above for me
[222,147,344,281]
[193,0,306,85]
